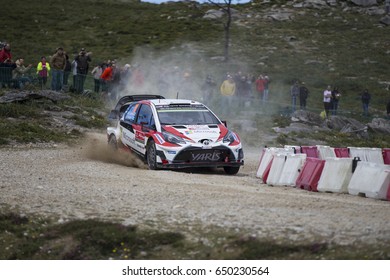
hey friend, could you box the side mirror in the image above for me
[222,120,227,128]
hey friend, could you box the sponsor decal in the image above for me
[168,151,176,154]
[155,134,165,144]
[191,151,221,162]
[135,131,145,143]
[123,131,135,144]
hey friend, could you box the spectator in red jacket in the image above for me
[0,43,16,88]
[0,43,12,63]
[100,63,116,99]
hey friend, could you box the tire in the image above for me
[146,140,158,170]
[108,135,118,151]
[223,166,240,175]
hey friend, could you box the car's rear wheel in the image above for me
[147,140,158,170]
[108,135,118,151]
[223,166,240,175]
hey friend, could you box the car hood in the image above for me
[162,124,227,143]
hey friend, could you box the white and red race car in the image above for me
[107,95,244,175]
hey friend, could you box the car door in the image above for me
[120,102,140,150]
[132,104,155,154]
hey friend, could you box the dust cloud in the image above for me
[82,133,147,169]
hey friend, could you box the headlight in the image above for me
[162,131,186,145]
[223,130,238,144]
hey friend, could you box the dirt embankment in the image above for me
[1,133,389,246]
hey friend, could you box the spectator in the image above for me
[0,43,12,63]
[386,0,390,14]
[201,74,216,105]
[361,89,371,117]
[386,99,390,119]
[36,56,50,89]
[50,47,66,91]
[290,80,300,112]
[331,87,341,115]
[12,58,32,89]
[220,75,236,114]
[71,58,77,91]
[0,43,16,88]
[91,64,103,93]
[323,85,332,118]
[63,54,71,88]
[119,63,132,92]
[100,63,115,99]
[74,48,92,94]
[263,75,270,104]
[255,75,265,105]
[131,64,144,89]
[299,82,309,110]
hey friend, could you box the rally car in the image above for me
[107,95,244,175]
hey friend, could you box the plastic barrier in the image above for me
[383,148,390,165]
[261,158,273,184]
[276,154,307,186]
[348,147,384,164]
[387,181,390,201]
[300,146,319,158]
[334,147,350,158]
[295,158,325,192]
[284,145,300,154]
[317,158,353,193]
[317,145,336,160]
[348,162,390,200]
[256,148,266,175]
[266,154,287,186]
[256,147,294,180]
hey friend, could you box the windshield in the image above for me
[156,104,220,125]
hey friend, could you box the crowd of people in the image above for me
[1,41,389,119]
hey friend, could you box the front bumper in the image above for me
[156,144,244,169]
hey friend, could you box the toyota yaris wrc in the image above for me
[107,95,244,175]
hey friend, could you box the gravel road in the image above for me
[1,133,389,246]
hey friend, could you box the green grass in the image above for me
[0,93,107,144]
[1,209,389,260]
[1,0,389,114]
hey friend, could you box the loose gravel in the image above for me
[1,133,389,246]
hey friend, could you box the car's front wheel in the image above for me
[108,135,118,151]
[146,140,158,170]
[223,166,240,175]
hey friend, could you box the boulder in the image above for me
[350,0,377,7]
[0,90,70,104]
[380,15,390,25]
[203,9,224,19]
[291,110,324,126]
[367,118,390,134]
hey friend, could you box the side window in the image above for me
[136,104,153,126]
[124,103,140,123]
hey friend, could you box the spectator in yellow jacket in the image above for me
[37,56,50,89]
[220,75,236,115]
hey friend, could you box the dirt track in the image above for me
[1,133,390,246]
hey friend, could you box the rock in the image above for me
[267,12,293,21]
[203,9,224,19]
[291,110,324,125]
[350,0,377,7]
[367,118,390,134]
[0,90,70,104]
[380,15,390,25]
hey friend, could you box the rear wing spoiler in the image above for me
[108,94,165,120]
